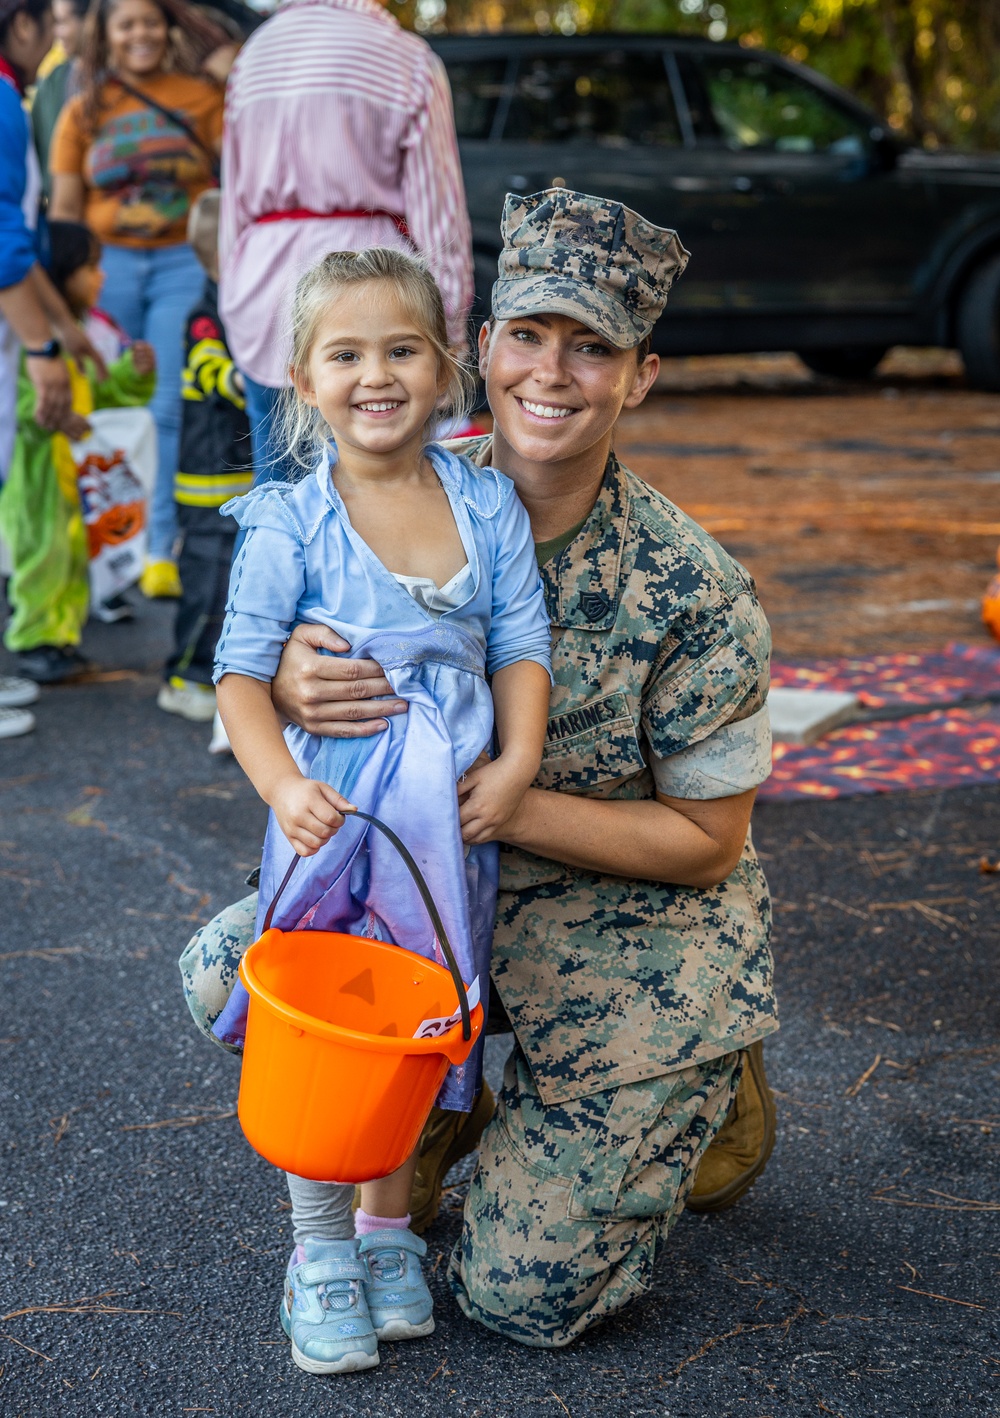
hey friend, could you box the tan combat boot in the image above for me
[686,1040,776,1213]
[408,1085,495,1233]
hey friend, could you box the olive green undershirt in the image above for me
[534,516,588,568]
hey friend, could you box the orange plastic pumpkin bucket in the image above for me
[236,811,484,1183]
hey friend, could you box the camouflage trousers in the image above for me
[447,1043,742,1349]
[180,897,742,1350]
[178,893,258,1053]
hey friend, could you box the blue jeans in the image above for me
[244,374,299,485]
[101,242,204,560]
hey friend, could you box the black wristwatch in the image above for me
[25,339,61,359]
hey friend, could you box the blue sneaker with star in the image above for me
[279,1238,379,1375]
[357,1228,435,1341]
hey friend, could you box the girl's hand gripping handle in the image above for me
[270,774,355,857]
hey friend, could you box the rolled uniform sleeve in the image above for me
[644,588,772,799]
[649,704,772,799]
[213,521,306,684]
[485,489,552,680]
[641,587,771,805]
[642,588,769,752]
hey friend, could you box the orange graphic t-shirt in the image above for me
[51,73,223,248]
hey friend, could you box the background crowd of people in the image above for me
[0,0,473,739]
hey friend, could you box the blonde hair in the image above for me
[187,190,220,278]
[279,248,474,473]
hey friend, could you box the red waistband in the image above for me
[255,208,409,237]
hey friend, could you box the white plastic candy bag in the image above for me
[71,408,157,604]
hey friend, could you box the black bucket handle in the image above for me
[260,810,472,1042]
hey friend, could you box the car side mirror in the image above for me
[868,128,901,173]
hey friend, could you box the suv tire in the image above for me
[956,252,1000,392]
[797,346,888,380]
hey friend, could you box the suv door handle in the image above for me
[732,175,755,192]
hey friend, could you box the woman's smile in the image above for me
[123,41,160,62]
[515,398,578,421]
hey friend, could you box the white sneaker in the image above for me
[93,594,134,624]
[0,706,36,738]
[157,677,217,723]
[208,709,232,755]
[0,676,40,708]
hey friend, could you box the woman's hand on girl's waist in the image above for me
[272,622,408,738]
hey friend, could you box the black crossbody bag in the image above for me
[111,73,221,182]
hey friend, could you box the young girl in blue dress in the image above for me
[212,248,552,1377]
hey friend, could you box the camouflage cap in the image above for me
[491,188,690,349]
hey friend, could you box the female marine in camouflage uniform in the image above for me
[182,189,778,1349]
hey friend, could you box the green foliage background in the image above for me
[390,0,1000,150]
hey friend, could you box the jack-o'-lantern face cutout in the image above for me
[86,500,146,558]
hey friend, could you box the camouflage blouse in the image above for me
[459,436,778,1106]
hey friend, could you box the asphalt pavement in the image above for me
[1,599,998,1418]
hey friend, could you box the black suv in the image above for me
[429,34,1000,386]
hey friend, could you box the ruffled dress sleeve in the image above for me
[212,483,309,684]
[481,474,552,680]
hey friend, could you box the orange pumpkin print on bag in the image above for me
[77,449,147,559]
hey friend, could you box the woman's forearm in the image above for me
[29,265,78,340]
[0,268,54,347]
[501,786,755,889]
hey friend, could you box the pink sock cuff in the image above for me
[354,1208,411,1235]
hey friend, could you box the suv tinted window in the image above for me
[448,59,509,140]
[696,57,869,154]
[503,49,680,147]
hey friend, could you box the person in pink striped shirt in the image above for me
[218,0,474,481]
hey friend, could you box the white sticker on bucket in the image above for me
[413,975,481,1039]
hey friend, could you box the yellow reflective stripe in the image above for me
[175,472,253,488]
[174,471,253,507]
[175,490,236,507]
[175,488,252,507]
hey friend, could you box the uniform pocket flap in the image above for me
[537,691,645,792]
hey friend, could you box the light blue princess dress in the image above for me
[209,444,552,1110]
